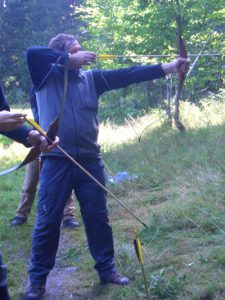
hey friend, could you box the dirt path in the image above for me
[23,229,91,300]
[42,229,110,300]
[45,265,79,300]
[43,231,83,300]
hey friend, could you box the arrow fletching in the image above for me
[134,229,144,264]
[98,54,118,60]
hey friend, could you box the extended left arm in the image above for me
[92,58,189,96]
[93,64,165,96]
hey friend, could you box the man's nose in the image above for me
[76,44,81,51]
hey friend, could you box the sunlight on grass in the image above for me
[100,90,225,154]
[0,140,29,166]
[181,98,225,129]
[99,109,166,150]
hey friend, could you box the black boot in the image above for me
[100,271,130,286]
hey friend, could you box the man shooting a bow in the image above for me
[25,33,189,300]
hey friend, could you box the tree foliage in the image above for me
[72,0,224,121]
[0,0,224,122]
[0,0,82,103]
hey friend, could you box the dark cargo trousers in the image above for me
[29,157,115,286]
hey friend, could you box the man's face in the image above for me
[68,40,81,54]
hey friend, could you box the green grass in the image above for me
[1,90,225,299]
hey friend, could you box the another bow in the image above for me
[0,117,59,177]
[0,59,69,176]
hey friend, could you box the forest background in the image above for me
[0,0,224,123]
[0,1,225,299]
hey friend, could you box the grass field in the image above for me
[0,90,225,299]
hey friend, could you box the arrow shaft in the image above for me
[25,117,148,228]
[57,144,148,228]
[98,53,220,59]
[141,263,151,300]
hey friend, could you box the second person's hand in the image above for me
[0,111,27,132]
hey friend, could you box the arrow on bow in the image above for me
[0,54,148,228]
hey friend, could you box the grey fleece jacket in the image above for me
[26,46,166,159]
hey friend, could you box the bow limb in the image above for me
[47,58,69,140]
[0,136,41,176]
[174,26,187,132]
[177,31,188,90]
